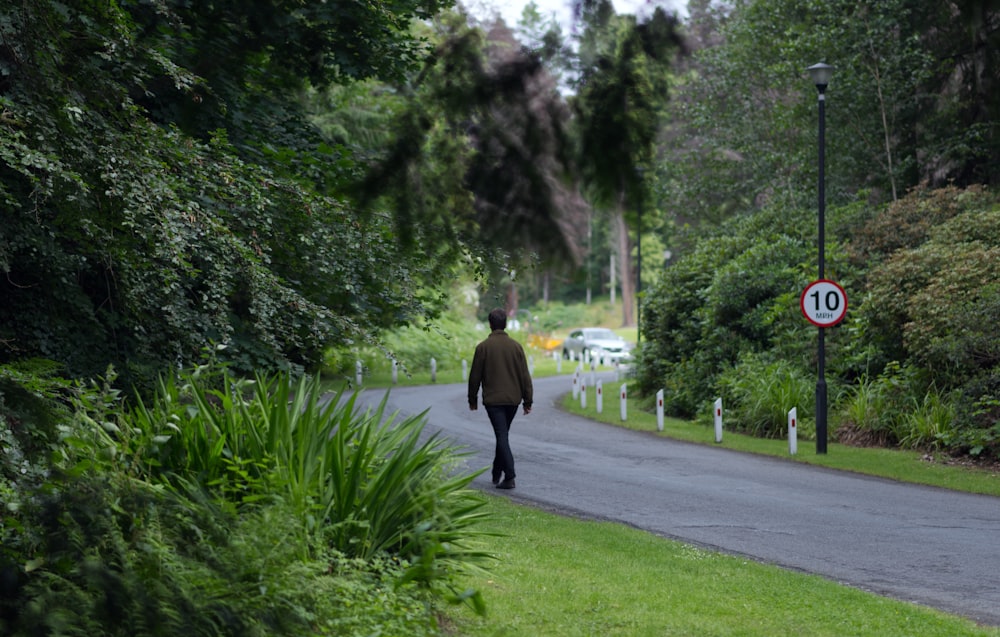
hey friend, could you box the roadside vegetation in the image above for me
[636,185,1000,465]
[0,357,491,635]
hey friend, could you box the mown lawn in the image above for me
[443,495,1000,637]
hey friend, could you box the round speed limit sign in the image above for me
[800,279,848,327]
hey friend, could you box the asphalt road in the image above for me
[355,371,1000,626]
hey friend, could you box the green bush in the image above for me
[637,234,737,413]
[635,185,1000,460]
[109,363,491,577]
[1,474,446,637]
[847,183,994,262]
[837,369,961,454]
[899,391,958,451]
[637,203,842,418]
[716,355,816,439]
[835,362,926,447]
[857,195,1000,391]
[949,376,1000,458]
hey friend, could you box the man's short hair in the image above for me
[488,308,507,330]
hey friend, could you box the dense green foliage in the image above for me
[847,186,1000,454]
[0,0,453,386]
[627,0,1000,461]
[662,0,1000,224]
[636,185,1000,459]
[1,361,489,635]
[636,202,831,416]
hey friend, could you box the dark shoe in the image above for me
[491,472,501,486]
[496,478,515,490]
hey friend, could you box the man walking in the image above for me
[468,307,533,490]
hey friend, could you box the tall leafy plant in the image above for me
[716,355,816,439]
[75,361,493,588]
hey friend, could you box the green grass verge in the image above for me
[444,495,1000,637]
[560,389,1000,498]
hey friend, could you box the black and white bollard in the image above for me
[788,407,798,455]
[656,389,664,432]
[714,397,723,443]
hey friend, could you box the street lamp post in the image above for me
[808,62,833,454]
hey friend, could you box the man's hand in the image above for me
[523,406,531,415]
[469,402,478,411]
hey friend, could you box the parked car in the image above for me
[561,327,632,363]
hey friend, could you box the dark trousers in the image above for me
[485,404,517,482]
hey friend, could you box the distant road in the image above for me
[355,372,1000,626]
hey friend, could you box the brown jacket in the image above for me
[468,330,533,408]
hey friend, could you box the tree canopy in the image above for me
[2,0,554,384]
[662,0,1000,224]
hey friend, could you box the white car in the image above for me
[561,327,632,363]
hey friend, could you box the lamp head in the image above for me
[807,62,834,92]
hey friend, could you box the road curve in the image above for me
[354,372,1000,626]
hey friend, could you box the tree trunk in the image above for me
[609,253,616,305]
[614,194,635,327]
[507,282,518,316]
[865,22,898,202]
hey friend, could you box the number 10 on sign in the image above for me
[800,279,848,327]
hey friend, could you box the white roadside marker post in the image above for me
[714,397,723,443]
[788,407,798,455]
[620,384,628,421]
[656,389,664,432]
[596,380,603,414]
